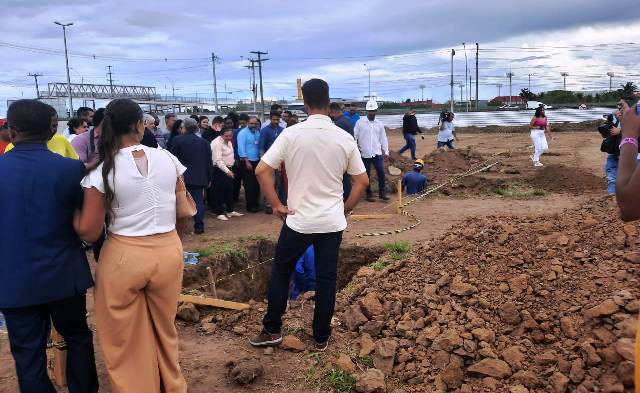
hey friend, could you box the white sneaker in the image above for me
[226,211,244,218]
[216,215,229,221]
[534,161,543,167]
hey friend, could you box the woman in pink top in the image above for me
[529,106,553,166]
[211,128,244,221]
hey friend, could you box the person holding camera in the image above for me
[437,111,457,150]
[598,108,622,195]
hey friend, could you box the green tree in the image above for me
[619,82,638,102]
[519,88,537,102]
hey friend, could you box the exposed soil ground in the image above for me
[1,126,627,393]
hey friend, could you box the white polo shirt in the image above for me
[261,114,366,234]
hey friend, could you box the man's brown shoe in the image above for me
[249,330,283,347]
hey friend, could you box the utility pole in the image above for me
[250,51,268,120]
[250,60,257,111]
[607,72,615,91]
[28,73,43,99]
[54,21,74,116]
[363,64,371,100]
[459,84,464,103]
[244,61,257,112]
[497,83,503,99]
[419,84,425,101]
[450,49,456,113]
[561,72,569,91]
[107,65,114,95]
[506,71,514,106]
[463,42,469,112]
[528,74,531,91]
[211,52,219,112]
[475,43,479,110]
[469,74,472,108]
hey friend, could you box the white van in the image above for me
[526,101,553,110]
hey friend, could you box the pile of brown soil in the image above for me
[335,198,638,392]
[525,164,605,195]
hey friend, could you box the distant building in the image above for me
[491,96,525,105]
[400,100,433,108]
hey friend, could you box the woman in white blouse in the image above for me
[73,99,187,393]
[211,128,244,221]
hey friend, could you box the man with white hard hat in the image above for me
[354,100,390,201]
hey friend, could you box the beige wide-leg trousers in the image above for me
[94,230,187,393]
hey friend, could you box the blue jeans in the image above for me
[186,185,205,232]
[399,133,417,159]
[263,225,343,343]
[437,140,455,149]
[605,154,619,196]
[362,155,386,197]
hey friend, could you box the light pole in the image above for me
[496,84,503,101]
[506,71,514,106]
[363,64,371,100]
[419,84,425,101]
[459,84,465,103]
[70,67,84,84]
[561,72,569,91]
[450,49,456,113]
[54,21,74,116]
[607,72,615,91]
[463,42,469,112]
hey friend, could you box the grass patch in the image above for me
[354,355,374,368]
[368,259,387,271]
[283,325,305,338]
[322,369,356,393]
[343,283,356,296]
[493,184,547,198]
[306,367,357,392]
[383,241,411,260]
[193,241,248,260]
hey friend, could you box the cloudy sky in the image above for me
[1,0,640,115]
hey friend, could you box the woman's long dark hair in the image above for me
[88,98,143,223]
[534,107,546,118]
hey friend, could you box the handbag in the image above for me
[164,150,197,218]
[175,174,197,218]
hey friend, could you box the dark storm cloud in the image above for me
[1,0,639,112]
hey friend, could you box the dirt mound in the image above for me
[368,147,492,195]
[388,120,601,136]
[422,147,487,183]
[335,198,639,391]
[526,164,604,194]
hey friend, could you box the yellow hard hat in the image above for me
[414,159,425,166]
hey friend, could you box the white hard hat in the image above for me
[365,100,379,111]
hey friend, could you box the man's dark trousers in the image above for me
[242,161,261,211]
[232,161,244,202]
[362,155,386,197]
[186,185,205,232]
[263,224,343,343]
[2,293,98,393]
[342,174,352,200]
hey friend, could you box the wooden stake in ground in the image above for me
[206,266,218,298]
[48,327,67,387]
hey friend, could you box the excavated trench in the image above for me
[181,240,384,302]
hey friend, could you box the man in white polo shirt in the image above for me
[249,79,369,351]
